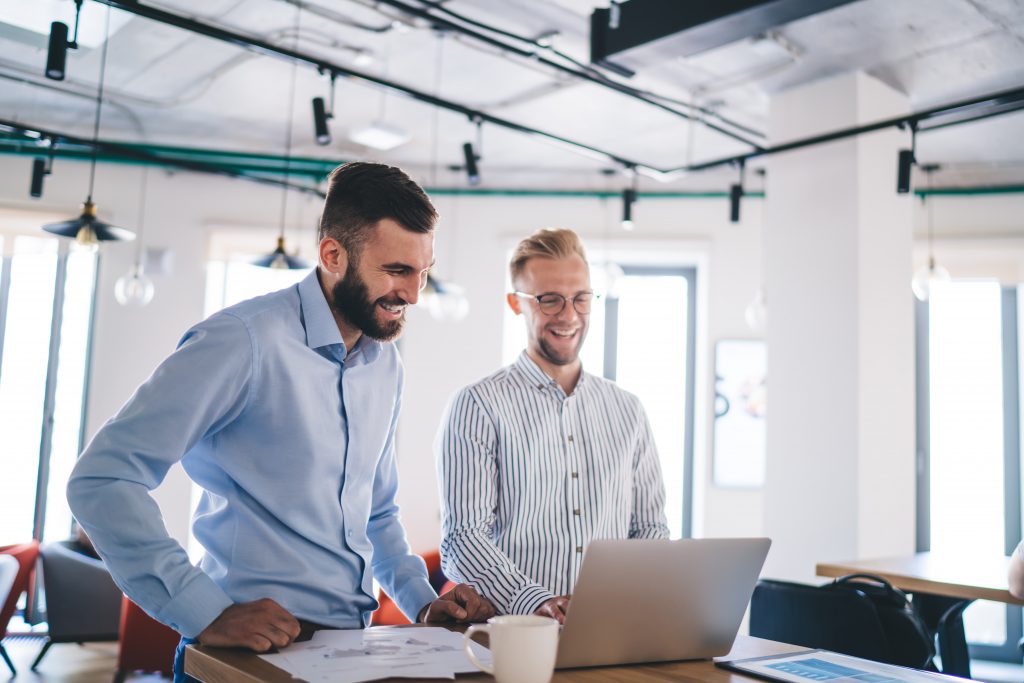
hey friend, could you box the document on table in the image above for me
[259,627,492,683]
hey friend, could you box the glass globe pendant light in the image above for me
[911,165,950,302]
[115,167,155,306]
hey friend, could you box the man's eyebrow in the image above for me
[381,259,436,270]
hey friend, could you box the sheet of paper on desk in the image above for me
[259,627,492,683]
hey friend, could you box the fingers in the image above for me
[424,598,468,623]
[198,598,301,652]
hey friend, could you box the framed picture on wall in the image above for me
[713,339,766,488]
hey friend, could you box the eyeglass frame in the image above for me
[512,289,599,316]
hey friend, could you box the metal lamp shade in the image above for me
[252,236,309,270]
[42,201,135,245]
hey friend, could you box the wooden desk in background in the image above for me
[817,552,1023,680]
[186,631,806,683]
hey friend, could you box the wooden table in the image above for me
[186,631,806,683]
[816,552,1022,679]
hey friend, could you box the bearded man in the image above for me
[436,228,669,624]
[67,162,492,683]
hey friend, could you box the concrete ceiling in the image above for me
[0,0,1022,191]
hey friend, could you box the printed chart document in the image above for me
[718,650,965,683]
[259,627,492,683]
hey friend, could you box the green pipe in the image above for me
[1,133,1021,198]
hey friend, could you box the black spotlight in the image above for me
[463,142,480,186]
[896,149,914,194]
[621,188,636,230]
[46,21,69,80]
[729,184,743,223]
[312,97,331,145]
[30,158,49,198]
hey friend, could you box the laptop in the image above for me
[555,537,771,669]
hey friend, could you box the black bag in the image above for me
[750,574,935,669]
[822,574,935,669]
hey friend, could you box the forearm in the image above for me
[67,469,231,636]
[441,528,553,615]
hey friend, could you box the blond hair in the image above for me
[509,228,588,286]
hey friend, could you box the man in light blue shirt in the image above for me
[67,162,492,679]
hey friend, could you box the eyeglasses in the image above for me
[513,290,597,316]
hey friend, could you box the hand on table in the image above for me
[418,583,496,623]
[197,598,301,652]
[534,595,570,624]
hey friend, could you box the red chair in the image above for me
[371,550,456,625]
[114,597,180,683]
[0,541,40,675]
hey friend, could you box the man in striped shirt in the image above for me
[437,228,669,623]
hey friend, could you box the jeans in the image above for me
[173,636,201,683]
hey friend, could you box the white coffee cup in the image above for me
[463,615,559,683]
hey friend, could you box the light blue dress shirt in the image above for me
[67,270,436,638]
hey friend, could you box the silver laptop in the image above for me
[555,537,771,669]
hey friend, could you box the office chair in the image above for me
[114,597,180,683]
[0,540,40,675]
[750,578,934,669]
[32,539,122,670]
[372,550,456,625]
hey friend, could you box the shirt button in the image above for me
[567,435,574,442]
[573,509,580,516]
[576,547,583,553]
[571,472,578,479]
[537,384,545,390]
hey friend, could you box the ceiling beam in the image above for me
[590,0,859,69]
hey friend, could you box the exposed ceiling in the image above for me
[0,0,1022,192]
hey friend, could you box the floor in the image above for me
[1,636,168,683]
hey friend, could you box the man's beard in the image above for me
[331,262,407,342]
[535,325,588,367]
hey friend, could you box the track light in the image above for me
[46,22,69,80]
[45,1,83,81]
[621,188,636,230]
[463,142,480,186]
[729,184,743,223]
[729,160,746,223]
[30,157,50,198]
[896,149,915,194]
[312,97,331,145]
[312,72,335,145]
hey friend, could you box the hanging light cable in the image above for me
[42,4,134,248]
[911,165,951,302]
[254,2,308,270]
[115,167,155,306]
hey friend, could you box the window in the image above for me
[503,263,698,539]
[917,280,1021,662]
[0,221,98,546]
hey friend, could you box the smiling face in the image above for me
[508,254,591,369]
[320,218,434,344]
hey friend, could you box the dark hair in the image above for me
[318,162,437,261]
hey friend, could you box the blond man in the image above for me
[437,228,668,622]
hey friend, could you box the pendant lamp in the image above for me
[253,3,308,270]
[42,4,134,247]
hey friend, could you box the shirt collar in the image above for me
[298,269,382,363]
[514,351,588,393]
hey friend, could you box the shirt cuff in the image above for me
[394,576,438,623]
[155,571,235,638]
[509,584,555,616]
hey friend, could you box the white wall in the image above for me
[2,151,1023,572]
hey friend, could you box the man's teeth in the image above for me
[380,302,405,313]
[550,329,576,338]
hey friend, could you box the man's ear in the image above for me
[319,237,348,276]
[506,292,522,315]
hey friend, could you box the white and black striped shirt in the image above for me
[437,352,669,615]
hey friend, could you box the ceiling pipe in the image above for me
[88,1,1024,180]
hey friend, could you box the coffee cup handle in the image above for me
[463,624,494,675]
